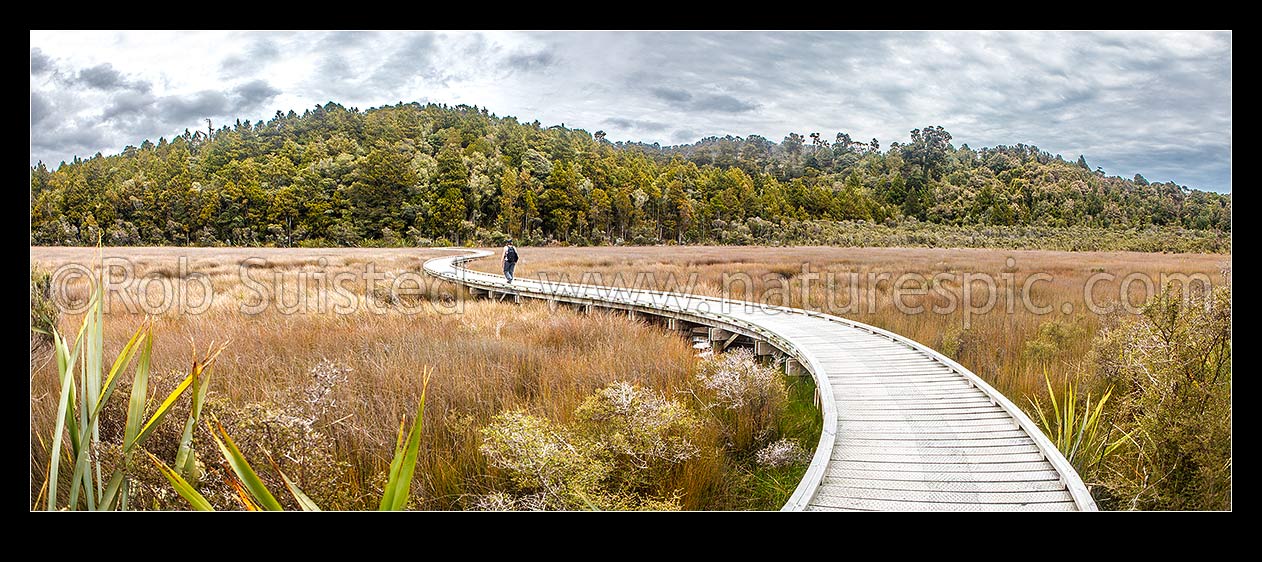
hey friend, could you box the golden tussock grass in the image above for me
[31,244,1227,509]
[468,245,1228,399]
[30,247,706,509]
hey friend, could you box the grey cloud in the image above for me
[605,117,668,132]
[88,80,275,135]
[651,87,692,103]
[157,91,230,123]
[219,55,248,76]
[76,63,150,92]
[650,86,758,113]
[506,49,556,71]
[78,64,126,90]
[31,92,51,125]
[671,129,699,143]
[691,94,759,113]
[249,38,281,60]
[319,54,354,80]
[142,82,277,127]
[234,79,281,108]
[373,33,440,87]
[321,30,374,48]
[220,38,284,77]
[312,55,362,101]
[103,91,155,120]
[1029,87,1100,113]
[31,48,53,75]
[31,126,110,155]
[463,33,496,57]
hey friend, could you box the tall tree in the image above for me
[349,145,416,239]
[429,135,469,240]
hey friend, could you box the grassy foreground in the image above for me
[31,245,1229,509]
[30,247,817,510]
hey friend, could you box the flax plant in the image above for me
[1030,372,1129,483]
[43,270,224,510]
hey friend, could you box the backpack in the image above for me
[506,246,518,263]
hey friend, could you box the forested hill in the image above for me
[30,101,1231,248]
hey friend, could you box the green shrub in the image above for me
[939,324,971,359]
[479,409,609,510]
[479,381,701,510]
[575,381,700,490]
[1092,283,1231,510]
[30,264,57,346]
[1024,320,1086,363]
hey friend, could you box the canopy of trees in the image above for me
[30,102,1232,247]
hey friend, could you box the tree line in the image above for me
[30,101,1231,247]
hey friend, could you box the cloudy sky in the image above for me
[30,30,1231,192]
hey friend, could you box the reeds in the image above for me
[466,245,1224,400]
[30,248,714,509]
[32,245,1218,509]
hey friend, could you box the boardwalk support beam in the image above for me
[784,357,805,376]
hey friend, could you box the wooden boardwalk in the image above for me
[424,250,1096,512]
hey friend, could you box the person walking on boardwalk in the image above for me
[502,239,519,283]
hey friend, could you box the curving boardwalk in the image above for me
[424,250,1096,511]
